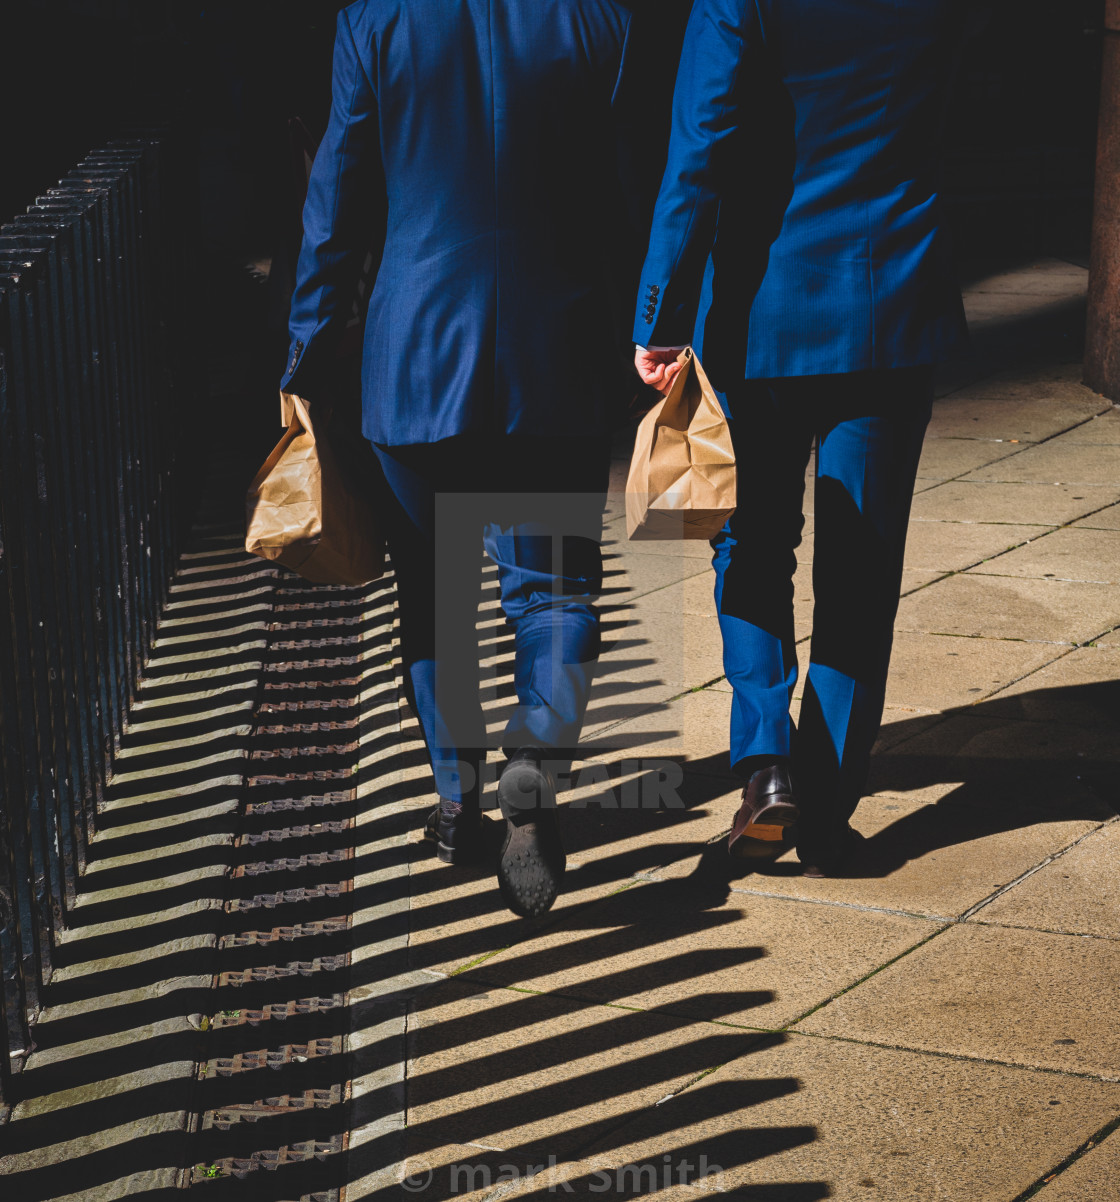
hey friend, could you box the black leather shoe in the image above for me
[727,760,799,859]
[496,747,565,919]
[798,825,865,878]
[424,798,485,865]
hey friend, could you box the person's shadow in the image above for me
[679,677,1119,886]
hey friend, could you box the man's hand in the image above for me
[634,346,686,395]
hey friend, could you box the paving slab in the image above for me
[934,361,1007,397]
[967,319,1085,375]
[599,547,712,606]
[1033,1128,1120,1202]
[960,440,1120,485]
[890,569,947,598]
[799,923,1120,1078]
[1053,407,1120,443]
[403,978,761,1163]
[970,259,1090,296]
[759,808,1099,922]
[593,591,725,695]
[915,437,1025,480]
[971,822,1120,939]
[1096,625,1120,648]
[584,680,729,759]
[456,876,936,1029]
[618,568,719,618]
[924,393,1106,442]
[501,1033,1120,1201]
[900,519,1052,572]
[947,360,1089,399]
[894,572,1120,643]
[968,526,1120,583]
[871,705,946,750]
[651,787,1103,921]
[562,766,737,867]
[404,827,545,977]
[983,644,1120,727]
[581,677,684,739]
[909,480,1120,526]
[789,691,945,738]
[1072,501,1120,530]
[963,290,1077,327]
[590,663,941,761]
[873,711,1120,766]
[882,630,1059,711]
[580,597,691,731]
[795,528,814,565]
[791,567,822,644]
[864,739,1117,812]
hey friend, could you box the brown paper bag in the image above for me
[625,348,736,540]
[245,392,385,585]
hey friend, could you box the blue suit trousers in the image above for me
[371,437,610,803]
[713,367,933,829]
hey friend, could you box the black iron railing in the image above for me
[0,134,193,1102]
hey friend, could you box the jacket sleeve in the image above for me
[632,0,754,348]
[281,7,384,398]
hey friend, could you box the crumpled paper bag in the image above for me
[245,392,384,585]
[626,348,736,540]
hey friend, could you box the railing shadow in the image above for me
[2,482,818,1202]
[4,457,1115,1201]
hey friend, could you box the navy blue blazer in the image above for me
[283,0,639,445]
[635,0,970,380]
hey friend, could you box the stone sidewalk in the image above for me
[0,257,1117,1202]
[356,257,1120,1201]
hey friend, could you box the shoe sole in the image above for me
[497,761,564,918]
[496,812,564,918]
[728,799,800,859]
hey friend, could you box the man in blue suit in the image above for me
[635,0,970,874]
[282,0,647,918]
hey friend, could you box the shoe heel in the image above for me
[728,808,798,860]
[745,822,785,842]
[498,761,554,819]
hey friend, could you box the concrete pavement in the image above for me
[371,257,1120,1201]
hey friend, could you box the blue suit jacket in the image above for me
[283,0,640,445]
[635,0,970,381]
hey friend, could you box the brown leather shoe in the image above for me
[727,761,799,859]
